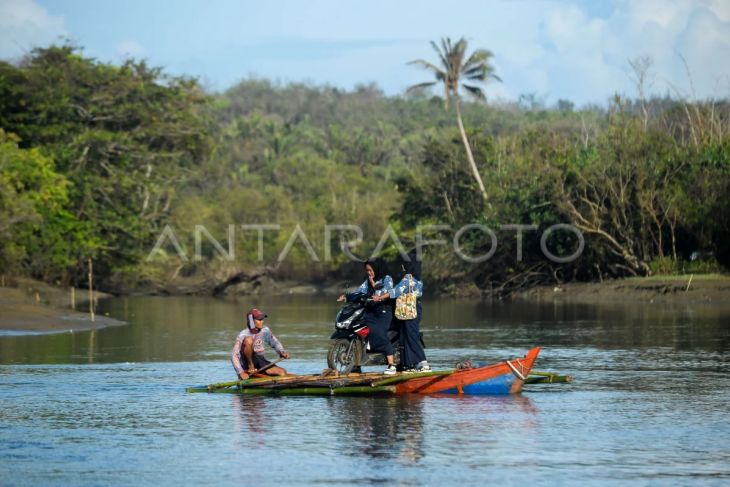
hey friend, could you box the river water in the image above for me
[1,296,729,485]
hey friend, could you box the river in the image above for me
[1,296,729,485]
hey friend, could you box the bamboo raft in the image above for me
[187,347,572,396]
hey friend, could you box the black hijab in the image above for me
[400,252,421,281]
[365,258,388,286]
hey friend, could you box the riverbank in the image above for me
[0,278,126,335]
[512,274,730,306]
[2,274,728,334]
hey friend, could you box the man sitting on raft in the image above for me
[231,308,290,380]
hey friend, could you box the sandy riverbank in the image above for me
[0,280,126,335]
[512,274,730,306]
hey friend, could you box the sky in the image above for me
[1,0,729,106]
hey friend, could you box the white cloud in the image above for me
[116,39,146,60]
[2,0,727,104]
[616,0,730,99]
[500,0,730,104]
[674,7,730,98]
[0,0,67,60]
[705,0,730,21]
[625,0,694,30]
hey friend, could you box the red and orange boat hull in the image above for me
[394,347,541,395]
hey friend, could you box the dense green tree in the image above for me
[0,45,212,285]
[0,43,727,294]
[0,130,81,279]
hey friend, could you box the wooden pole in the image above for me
[371,370,452,387]
[88,258,94,322]
[70,286,76,310]
[525,372,573,384]
[187,385,396,395]
[205,371,383,392]
[282,386,395,396]
[255,357,286,375]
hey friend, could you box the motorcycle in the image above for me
[326,290,424,374]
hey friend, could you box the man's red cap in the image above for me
[249,308,267,320]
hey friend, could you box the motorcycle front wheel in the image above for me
[326,338,363,374]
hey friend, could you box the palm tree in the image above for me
[407,37,501,201]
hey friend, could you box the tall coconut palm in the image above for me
[407,37,501,201]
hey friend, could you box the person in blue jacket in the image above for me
[373,252,429,372]
[338,258,397,375]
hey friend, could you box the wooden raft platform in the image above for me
[186,348,571,396]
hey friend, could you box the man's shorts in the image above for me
[243,353,271,371]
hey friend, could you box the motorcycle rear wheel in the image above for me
[326,338,363,374]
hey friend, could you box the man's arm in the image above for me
[231,335,249,379]
[264,328,288,358]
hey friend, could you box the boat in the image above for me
[187,347,548,396]
[394,346,540,395]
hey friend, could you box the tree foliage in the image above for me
[0,45,211,284]
[0,44,727,294]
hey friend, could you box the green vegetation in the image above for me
[623,274,729,282]
[0,44,728,295]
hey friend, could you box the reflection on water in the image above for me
[325,395,426,462]
[229,394,429,464]
[225,391,543,474]
[1,296,729,485]
[232,395,269,448]
[1,295,729,364]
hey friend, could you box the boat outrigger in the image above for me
[187,347,568,396]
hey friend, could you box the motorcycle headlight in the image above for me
[336,316,353,329]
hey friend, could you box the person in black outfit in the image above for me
[338,258,398,375]
[374,252,429,372]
